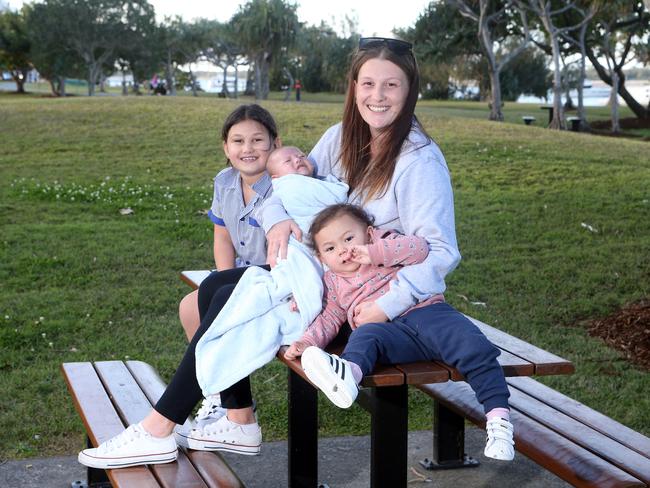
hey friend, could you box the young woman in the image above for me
[264,37,515,461]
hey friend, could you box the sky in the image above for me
[7,0,431,37]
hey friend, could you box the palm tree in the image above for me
[231,0,300,99]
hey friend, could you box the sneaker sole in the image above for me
[301,348,354,409]
[78,449,178,469]
[186,436,261,455]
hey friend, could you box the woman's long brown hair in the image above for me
[340,45,427,202]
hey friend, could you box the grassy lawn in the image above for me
[1,95,648,460]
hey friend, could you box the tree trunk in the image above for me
[234,64,239,99]
[99,73,107,93]
[165,51,176,96]
[487,67,504,121]
[222,66,230,97]
[12,73,25,93]
[575,24,589,131]
[48,79,58,97]
[478,10,503,121]
[610,71,620,133]
[189,67,198,97]
[122,70,128,96]
[87,64,98,96]
[549,34,565,130]
[132,80,141,95]
[245,67,254,96]
[58,76,66,97]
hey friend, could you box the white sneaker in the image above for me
[301,346,358,409]
[78,423,177,469]
[484,417,515,461]
[186,415,261,455]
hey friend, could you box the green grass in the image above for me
[1,95,648,460]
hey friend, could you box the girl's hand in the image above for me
[349,245,371,264]
[353,302,388,326]
[284,340,308,360]
[266,219,302,267]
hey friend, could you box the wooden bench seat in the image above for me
[62,360,244,488]
[418,377,650,488]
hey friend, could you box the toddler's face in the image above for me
[267,147,314,178]
[313,213,371,275]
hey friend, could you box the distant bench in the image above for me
[62,360,244,488]
[181,270,581,488]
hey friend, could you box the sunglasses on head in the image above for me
[358,37,413,54]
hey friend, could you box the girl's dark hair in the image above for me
[340,44,430,202]
[221,104,278,142]
[308,203,374,250]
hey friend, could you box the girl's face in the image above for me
[223,119,276,181]
[354,57,409,138]
[314,213,371,275]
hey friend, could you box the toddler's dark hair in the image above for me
[308,203,374,250]
[221,104,278,142]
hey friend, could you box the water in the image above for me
[516,80,650,107]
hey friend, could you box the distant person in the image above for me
[294,79,302,102]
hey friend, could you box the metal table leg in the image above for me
[369,384,408,488]
[288,369,318,488]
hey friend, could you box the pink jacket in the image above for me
[300,228,445,349]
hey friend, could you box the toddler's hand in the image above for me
[289,298,299,313]
[349,245,371,264]
[353,301,388,326]
[284,341,308,360]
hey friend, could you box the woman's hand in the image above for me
[353,301,388,326]
[349,245,371,264]
[266,219,302,267]
[284,340,309,360]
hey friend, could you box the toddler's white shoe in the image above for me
[186,415,261,455]
[484,417,515,461]
[301,346,358,409]
[78,423,177,469]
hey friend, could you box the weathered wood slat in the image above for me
[126,361,245,488]
[466,315,575,375]
[418,381,645,488]
[181,270,212,290]
[507,384,650,484]
[508,377,650,460]
[94,361,208,488]
[61,362,161,488]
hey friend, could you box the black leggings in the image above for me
[154,266,268,424]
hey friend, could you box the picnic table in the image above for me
[540,105,554,124]
[181,270,575,488]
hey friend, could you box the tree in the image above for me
[114,0,157,95]
[231,0,300,99]
[0,9,31,93]
[585,1,650,121]
[25,2,85,96]
[200,20,246,98]
[500,44,551,100]
[447,0,531,121]
[518,0,595,130]
[35,0,156,96]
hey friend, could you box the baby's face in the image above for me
[267,147,314,178]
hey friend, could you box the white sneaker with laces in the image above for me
[186,415,261,455]
[78,423,177,469]
[484,417,515,461]
[301,346,359,409]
